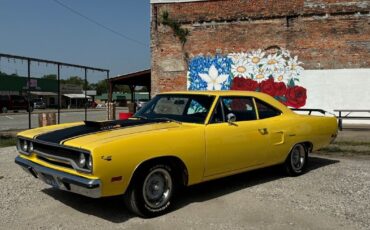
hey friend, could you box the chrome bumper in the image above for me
[15,156,101,198]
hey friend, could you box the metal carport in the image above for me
[107,69,151,104]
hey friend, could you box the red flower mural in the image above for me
[285,86,307,108]
[259,78,275,96]
[273,81,287,97]
[231,77,259,91]
[230,77,307,108]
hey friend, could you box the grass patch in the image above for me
[318,146,343,153]
[317,145,370,155]
[333,141,370,147]
[0,136,17,148]
[317,141,370,155]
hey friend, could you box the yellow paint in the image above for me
[16,91,338,197]
[236,66,246,73]
[252,57,260,64]
[256,74,264,79]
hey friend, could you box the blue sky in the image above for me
[0,0,150,82]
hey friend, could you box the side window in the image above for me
[255,98,282,119]
[221,97,257,121]
[210,100,224,123]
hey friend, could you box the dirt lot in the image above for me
[1,145,369,230]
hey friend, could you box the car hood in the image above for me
[19,119,184,150]
[64,121,183,149]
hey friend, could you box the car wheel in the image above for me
[284,143,308,176]
[27,106,34,112]
[1,107,8,113]
[124,164,175,217]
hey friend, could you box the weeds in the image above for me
[0,136,17,148]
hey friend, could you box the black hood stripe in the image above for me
[35,119,161,144]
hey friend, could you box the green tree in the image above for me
[42,74,57,80]
[90,79,108,95]
[61,76,86,86]
[115,85,130,93]
[89,80,132,95]
[0,71,21,78]
[0,71,6,77]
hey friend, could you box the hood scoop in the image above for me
[84,120,122,130]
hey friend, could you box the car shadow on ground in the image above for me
[42,188,133,222]
[173,156,339,211]
[42,155,338,223]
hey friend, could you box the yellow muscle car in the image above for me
[15,91,338,217]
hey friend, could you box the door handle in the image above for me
[258,128,268,135]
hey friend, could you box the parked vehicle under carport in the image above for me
[0,95,34,113]
[33,98,46,109]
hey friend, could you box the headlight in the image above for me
[17,139,33,155]
[78,153,86,168]
[22,140,28,152]
[87,155,92,170]
[29,142,34,152]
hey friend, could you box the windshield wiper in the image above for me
[134,115,181,124]
[153,117,182,125]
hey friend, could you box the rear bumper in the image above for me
[15,156,101,198]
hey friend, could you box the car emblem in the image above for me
[101,155,112,161]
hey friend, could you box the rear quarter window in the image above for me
[255,98,282,119]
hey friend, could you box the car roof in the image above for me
[160,90,268,97]
[159,90,293,114]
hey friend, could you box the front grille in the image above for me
[37,155,71,169]
[32,142,83,170]
[33,142,80,162]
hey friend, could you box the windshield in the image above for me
[134,94,215,124]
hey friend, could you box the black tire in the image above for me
[284,143,308,176]
[124,164,176,217]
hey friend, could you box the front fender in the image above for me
[90,125,205,197]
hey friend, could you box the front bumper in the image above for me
[15,156,101,198]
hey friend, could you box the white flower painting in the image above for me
[198,65,229,90]
[229,53,253,79]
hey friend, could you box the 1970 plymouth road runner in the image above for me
[15,91,337,217]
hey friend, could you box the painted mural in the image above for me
[187,48,307,108]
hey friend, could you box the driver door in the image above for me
[204,96,270,177]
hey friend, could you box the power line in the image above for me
[52,0,148,47]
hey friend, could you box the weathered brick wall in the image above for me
[151,0,370,94]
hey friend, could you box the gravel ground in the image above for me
[1,146,369,230]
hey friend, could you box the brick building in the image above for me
[150,0,370,115]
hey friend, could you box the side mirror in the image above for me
[227,113,236,124]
